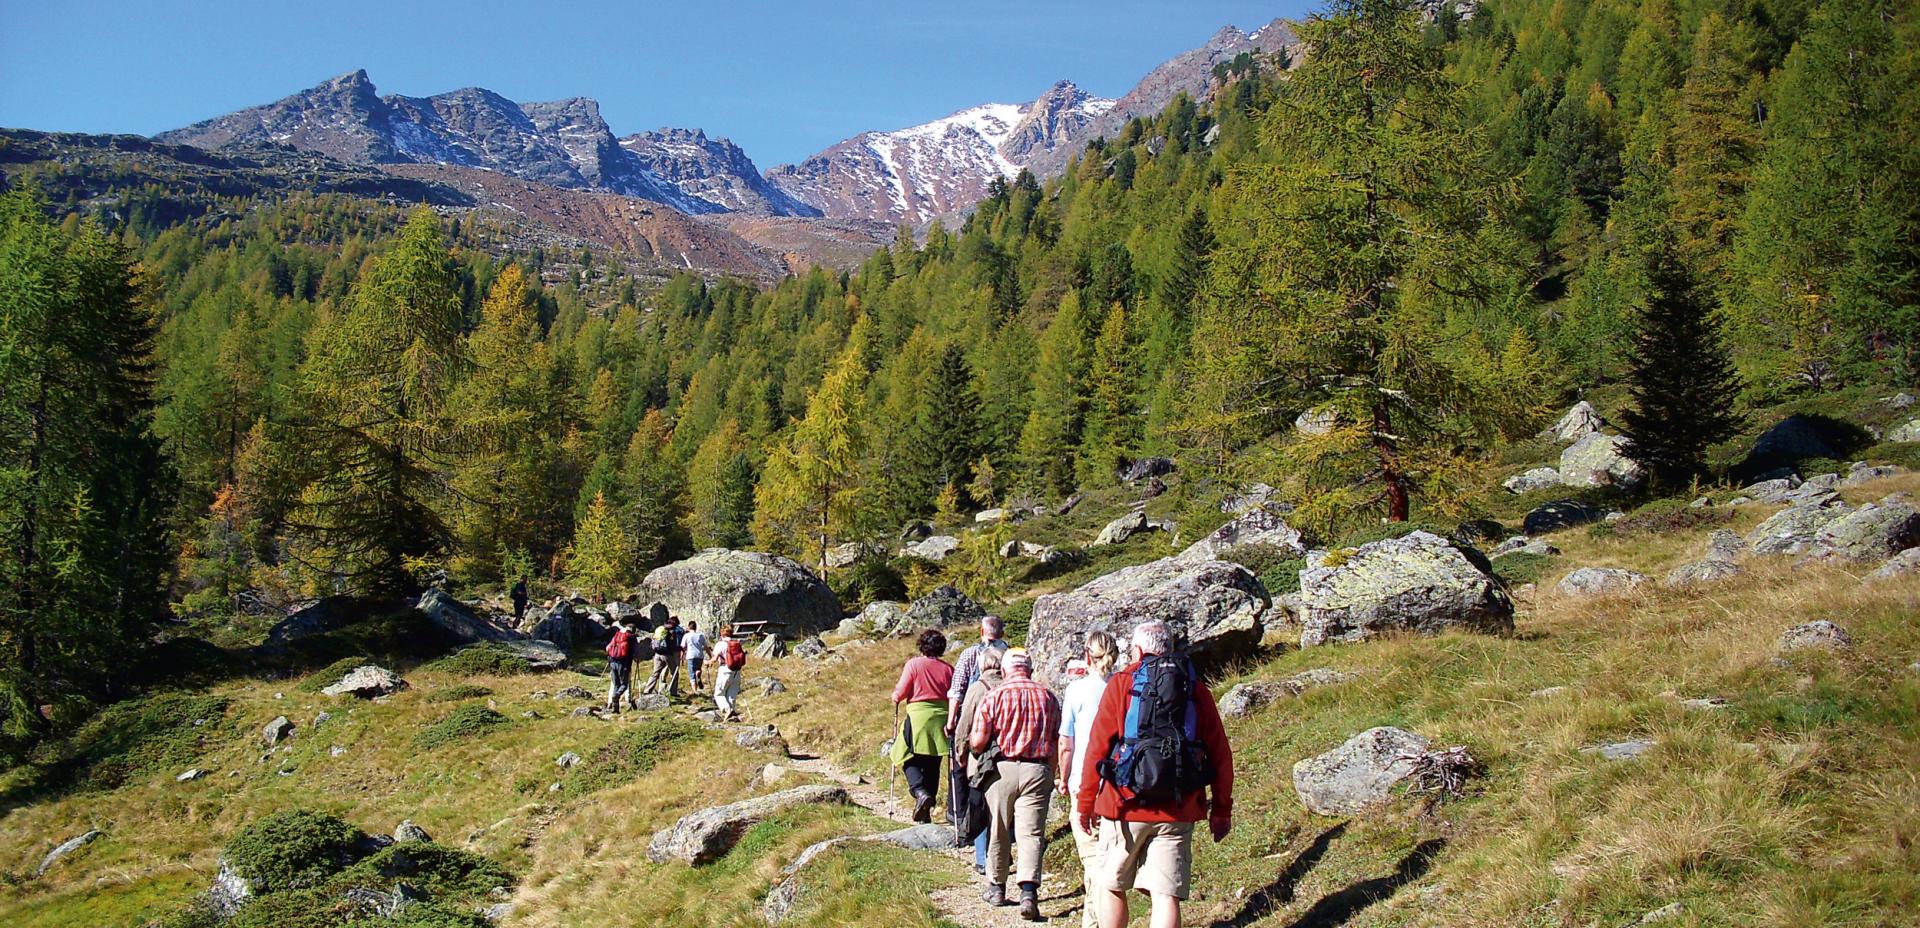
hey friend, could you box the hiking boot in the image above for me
[982,883,1006,906]
[1018,884,1041,921]
[912,792,934,823]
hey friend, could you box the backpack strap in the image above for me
[1121,662,1149,745]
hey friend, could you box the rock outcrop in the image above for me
[1294,532,1513,648]
[647,785,850,865]
[321,665,409,699]
[902,535,960,561]
[1093,509,1152,547]
[1810,496,1920,562]
[1558,433,1645,488]
[1776,621,1854,653]
[416,588,519,643]
[1541,401,1605,443]
[1503,467,1564,494]
[1748,498,1853,556]
[1177,507,1306,562]
[640,550,843,635]
[1027,556,1269,682]
[1292,727,1430,816]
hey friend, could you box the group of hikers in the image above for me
[892,616,1233,927]
[599,603,749,720]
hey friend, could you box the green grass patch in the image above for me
[423,685,493,704]
[1491,552,1555,587]
[1224,543,1307,597]
[3,692,231,800]
[420,645,530,677]
[561,717,703,796]
[413,705,509,751]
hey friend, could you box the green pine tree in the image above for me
[1620,242,1746,490]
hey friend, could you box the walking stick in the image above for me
[888,702,900,819]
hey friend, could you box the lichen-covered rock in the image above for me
[1556,567,1649,598]
[1503,466,1565,494]
[849,601,908,637]
[1541,401,1605,443]
[321,665,409,699]
[1886,418,1920,443]
[416,588,520,643]
[1295,532,1512,648]
[1748,499,1854,556]
[393,820,431,843]
[1176,506,1306,562]
[735,726,790,755]
[497,639,569,671]
[902,535,960,561]
[1776,620,1854,653]
[1027,556,1269,683]
[1706,530,1747,562]
[1842,461,1904,487]
[905,584,987,630]
[640,549,843,636]
[1292,727,1430,816]
[263,716,295,746]
[1663,560,1745,588]
[1811,496,1920,562]
[1867,548,1920,581]
[34,830,103,877]
[1221,483,1279,515]
[1558,433,1646,488]
[647,785,849,864]
[1093,509,1151,547]
[1218,669,1357,718]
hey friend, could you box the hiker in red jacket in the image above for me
[1075,621,1233,928]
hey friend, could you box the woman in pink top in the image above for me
[891,628,956,822]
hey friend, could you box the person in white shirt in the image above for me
[1055,630,1120,928]
[682,621,711,691]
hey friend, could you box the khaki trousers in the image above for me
[1071,812,1102,928]
[985,759,1053,887]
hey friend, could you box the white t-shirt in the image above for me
[683,631,710,660]
[1060,673,1109,795]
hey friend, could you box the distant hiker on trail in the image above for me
[1057,631,1120,928]
[510,579,529,622]
[683,621,711,691]
[947,615,1011,736]
[604,620,638,713]
[951,643,1006,876]
[1077,622,1234,928]
[891,628,955,823]
[713,624,747,722]
[643,613,684,697]
[969,647,1061,921]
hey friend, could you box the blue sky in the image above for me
[0,0,1311,167]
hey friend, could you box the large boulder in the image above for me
[1027,556,1269,683]
[1295,532,1513,648]
[1867,548,1920,581]
[416,588,519,643]
[1292,727,1431,816]
[1541,401,1605,443]
[1748,499,1854,557]
[1555,567,1649,598]
[1218,669,1357,718]
[640,550,843,636]
[1121,457,1176,483]
[497,639,569,671]
[1503,467,1565,494]
[321,665,409,699]
[267,596,370,645]
[1811,496,1920,562]
[1890,418,1920,443]
[1737,414,1850,480]
[902,535,960,562]
[1524,500,1608,535]
[647,785,850,865]
[905,585,987,630]
[1558,433,1646,488]
[530,603,610,651]
[1177,507,1307,563]
[1093,509,1151,547]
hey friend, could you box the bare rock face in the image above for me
[640,549,843,636]
[1177,507,1307,563]
[1027,556,1269,683]
[1558,433,1646,488]
[1541,401,1605,443]
[1889,418,1920,443]
[1295,532,1513,648]
[1292,727,1430,816]
[1748,499,1854,557]
[647,785,850,865]
[322,665,409,699]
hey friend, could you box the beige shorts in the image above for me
[1090,819,1194,899]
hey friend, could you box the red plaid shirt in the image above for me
[975,674,1062,762]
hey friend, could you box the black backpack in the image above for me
[1098,654,1213,805]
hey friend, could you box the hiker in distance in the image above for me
[951,642,1007,876]
[1077,621,1233,928]
[1057,630,1121,928]
[712,623,747,722]
[603,620,639,713]
[643,610,684,697]
[968,647,1062,922]
[891,628,955,823]
[947,614,1011,736]
[510,577,529,623]
[683,620,710,692]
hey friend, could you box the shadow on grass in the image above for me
[1207,822,1347,928]
[1283,838,1444,928]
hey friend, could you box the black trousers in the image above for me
[903,753,941,801]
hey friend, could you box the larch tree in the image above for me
[753,318,873,567]
[1016,291,1091,496]
[1668,13,1763,295]
[1078,306,1139,487]
[567,490,634,600]
[622,408,692,569]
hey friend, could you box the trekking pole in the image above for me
[887,702,900,819]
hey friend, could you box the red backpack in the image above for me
[606,629,633,661]
[721,637,747,671]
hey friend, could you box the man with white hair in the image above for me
[946,614,1010,734]
[969,647,1062,921]
[1076,621,1234,928]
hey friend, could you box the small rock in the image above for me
[1503,466,1565,494]
[313,711,332,726]
[1663,560,1745,589]
[1524,499,1608,534]
[692,709,721,722]
[632,694,670,711]
[321,665,408,699]
[648,785,850,864]
[330,745,346,757]
[752,677,788,695]
[1636,902,1686,924]
[176,769,207,782]
[792,636,830,660]
[1528,686,1567,698]
[1093,509,1151,547]
[556,751,582,768]
[1678,697,1728,711]
[262,716,294,747]
[1776,621,1854,653]
[1218,669,1357,718]
[1556,567,1649,598]
[35,830,104,877]
[761,763,791,785]
[1582,739,1654,760]
[570,706,605,719]
[1291,727,1431,816]
[735,726,789,755]
[902,535,960,561]
[482,902,514,923]
[1871,548,1920,580]
[394,820,431,843]
[554,686,594,700]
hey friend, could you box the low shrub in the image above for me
[296,656,373,694]
[420,645,529,677]
[1491,552,1554,588]
[1603,498,1733,536]
[562,718,703,795]
[1225,543,1308,597]
[832,558,908,608]
[224,810,367,893]
[424,684,492,704]
[344,843,515,898]
[996,599,1035,646]
[10,692,232,799]
[413,705,509,750]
